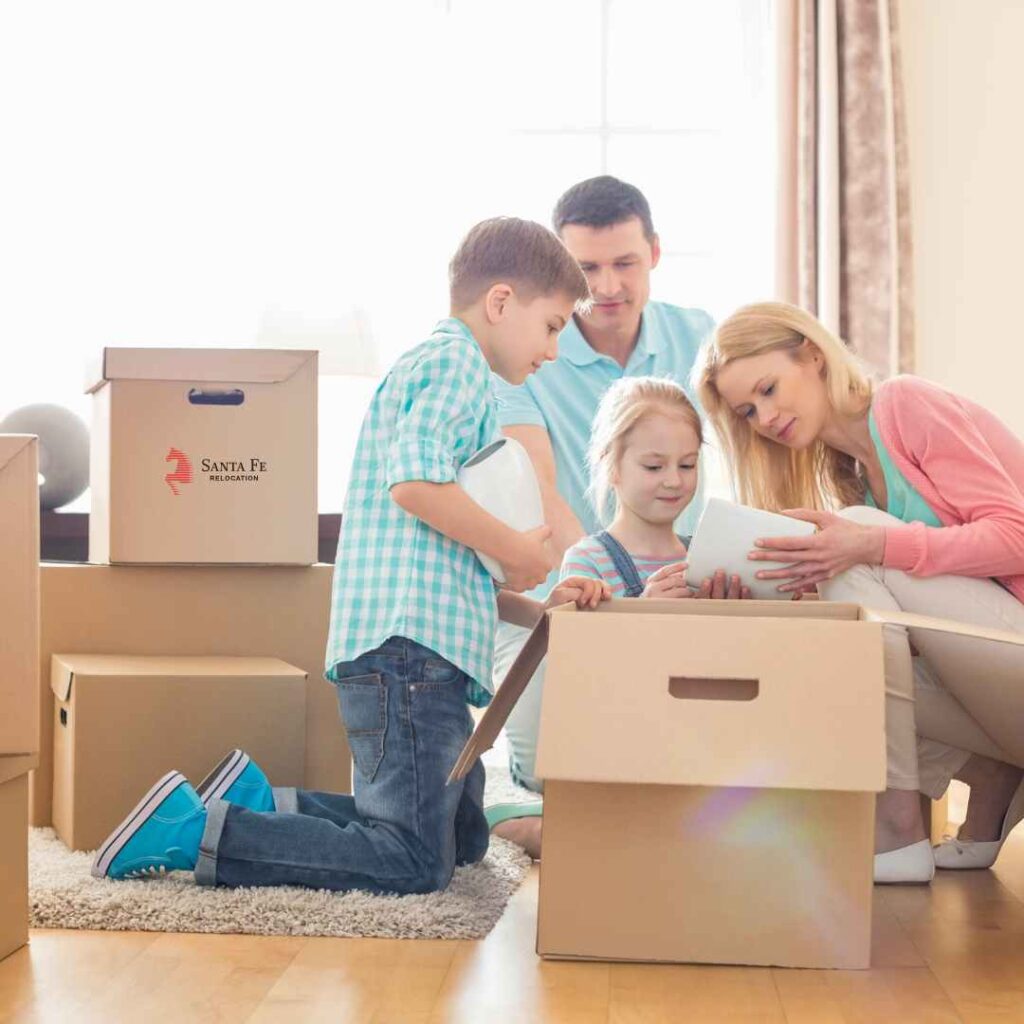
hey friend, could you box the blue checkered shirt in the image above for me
[325,318,499,706]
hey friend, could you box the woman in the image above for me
[697,301,1024,884]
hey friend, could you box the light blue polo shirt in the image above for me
[492,299,714,600]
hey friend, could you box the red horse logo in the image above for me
[165,447,193,495]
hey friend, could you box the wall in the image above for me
[899,0,1024,433]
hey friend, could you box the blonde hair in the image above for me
[696,301,874,511]
[587,376,703,524]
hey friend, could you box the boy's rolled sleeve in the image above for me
[385,344,486,490]
[492,375,547,430]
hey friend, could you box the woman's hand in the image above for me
[641,562,692,598]
[748,509,885,592]
[691,569,752,600]
[546,576,611,610]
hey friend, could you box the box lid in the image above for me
[0,434,37,475]
[0,753,38,785]
[51,653,307,701]
[449,600,1024,790]
[85,348,317,393]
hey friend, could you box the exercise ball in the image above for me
[0,403,90,510]
[456,436,544,583]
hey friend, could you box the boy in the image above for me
[92,217,603,894]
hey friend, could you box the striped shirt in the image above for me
[560,533,689,597]
[325,318,499,706]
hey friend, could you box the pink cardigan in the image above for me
[871,375,1024,603]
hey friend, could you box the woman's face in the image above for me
[713,345,829,450]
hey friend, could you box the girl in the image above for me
[488,376,750,859]
[697,300,1024,884]
[562,375,751,601]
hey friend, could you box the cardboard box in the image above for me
[51,654,306,851]
[453,599,1024,970]
[34,563,344,829]
[0,754,36,962]
[87,347,318,565]
[0,436,40,756]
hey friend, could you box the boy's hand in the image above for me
[546,576,611,610]
[641,562,692,599]
[500,525,554,593]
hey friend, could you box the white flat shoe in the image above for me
[874,839,935,884]
[934,776,1024,870]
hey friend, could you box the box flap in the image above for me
[50,655,76,702]
[86,348,317,393]
[861,606,1024,647]
[448,614,550,783]
[0,434,37,475]
[0,753,38,785]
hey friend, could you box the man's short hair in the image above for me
[449,217,590,310]
[552,175,656,242]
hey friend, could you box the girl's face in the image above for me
[612,410,700,526]
[712,344,829,450]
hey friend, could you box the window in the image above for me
[1,0,774,509]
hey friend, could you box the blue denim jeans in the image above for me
[195,637,488,893]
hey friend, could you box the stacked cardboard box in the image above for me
[41,348,335,851]
[0,436,40,961]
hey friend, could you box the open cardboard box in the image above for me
[0,436,39,758]
[51,654,306,851]
[452,599,1024,969]
[0,754,37,962]
[87,347,317,565]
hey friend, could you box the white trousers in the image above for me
[821,506,1024,799]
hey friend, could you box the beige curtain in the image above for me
[776,0,915,376]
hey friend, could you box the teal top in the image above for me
[326,317,498,706]
[865,409,943,527]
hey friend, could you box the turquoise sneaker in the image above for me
[91,771,206,880]
[196,749,275,812]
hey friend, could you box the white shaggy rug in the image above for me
[29,757,539,940]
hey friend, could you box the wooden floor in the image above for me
[3,826,1024,1021]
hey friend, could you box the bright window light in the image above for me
[0,0,774,510]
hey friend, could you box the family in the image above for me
[92,176,1024,895]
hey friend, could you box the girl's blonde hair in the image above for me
[695,301,874,512]
[587,376,703,524]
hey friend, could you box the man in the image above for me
[488,175,715,856]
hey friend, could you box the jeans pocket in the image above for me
[336,674,387,783]
[418,658,463,690]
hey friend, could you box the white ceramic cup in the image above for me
[456,436,545,583]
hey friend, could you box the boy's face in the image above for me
[483,288,575,385]
[559,217,660,335]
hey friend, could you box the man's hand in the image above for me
[499,525,555,593]
[546,576,611,610]
[748,509,885,592]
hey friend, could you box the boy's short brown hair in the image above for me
[449,217,591,311]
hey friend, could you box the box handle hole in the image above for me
[187,387,245,406]
[59,708,68,726]
[668,676,759,702]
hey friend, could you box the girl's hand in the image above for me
[692,569,752,600]
[748,509,885,593]
[641,562,692,599]
[546,576,611,610]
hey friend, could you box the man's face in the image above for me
[559,217,660,334]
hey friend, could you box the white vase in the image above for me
[457,437,544,583]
